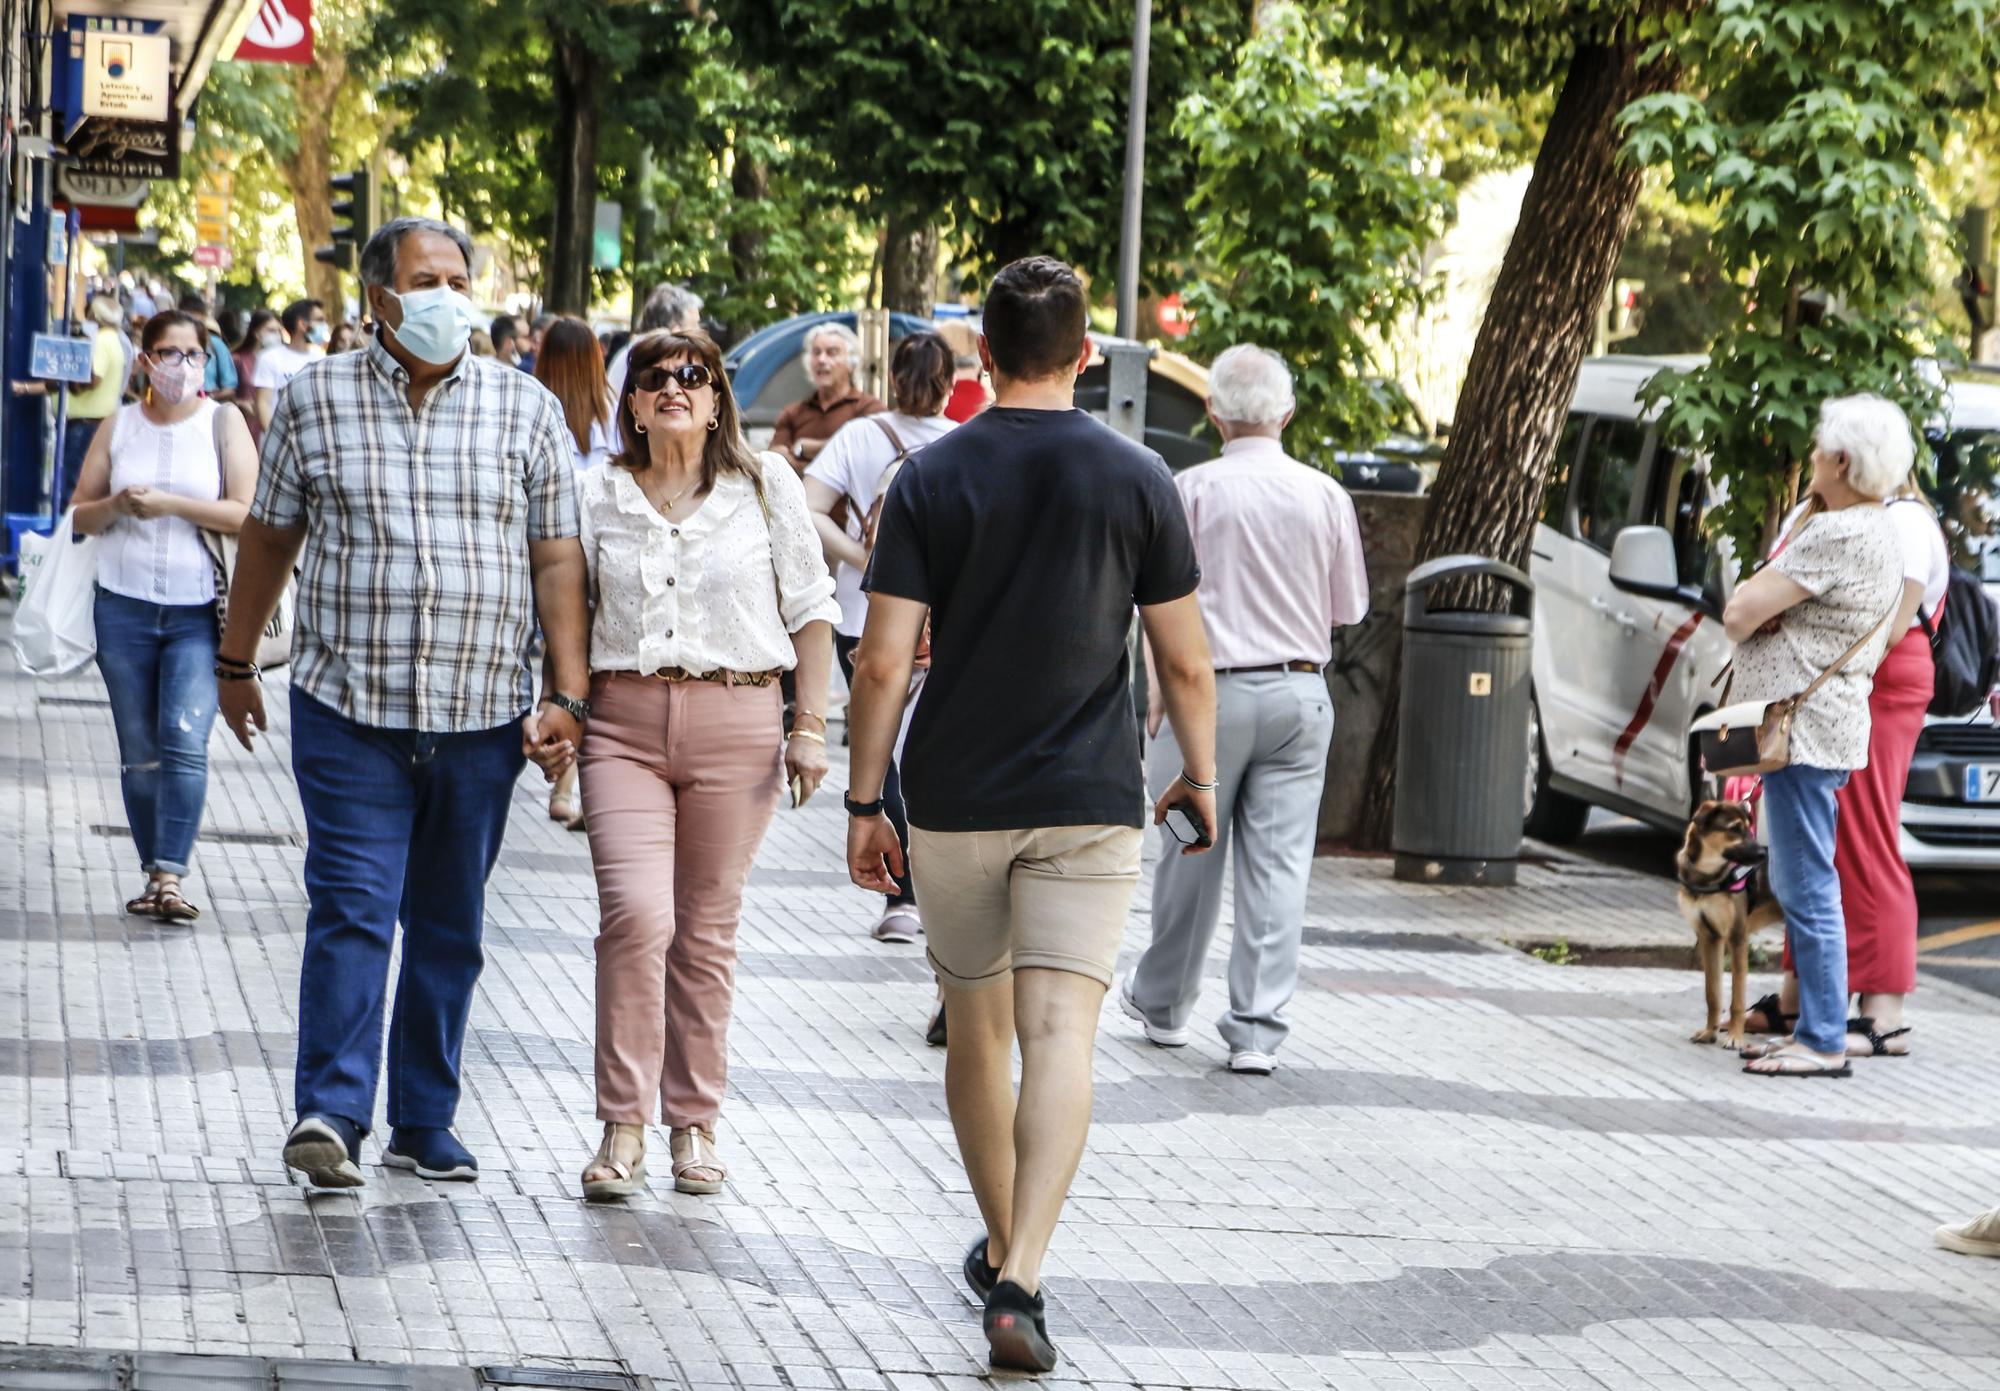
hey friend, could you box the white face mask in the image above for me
[379,286,477,366]
[259,330,283,350]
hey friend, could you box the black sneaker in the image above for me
[925,994,948,1048]
[283,1114,365,1189]
[962,1235,999,1302]
[984,1279,1058,1373]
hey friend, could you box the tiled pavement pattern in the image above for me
[4,643,2000,1390]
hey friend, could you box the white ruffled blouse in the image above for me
[579,451,840,675]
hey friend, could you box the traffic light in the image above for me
[313,168,377,275]
[1607,278,1644,343]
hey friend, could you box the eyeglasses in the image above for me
[633,362,715,394]
[149,349,210,367]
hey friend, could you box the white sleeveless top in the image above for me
[95,400,223,607]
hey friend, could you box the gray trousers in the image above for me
[1131,670,1334,1055]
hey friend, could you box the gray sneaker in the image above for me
[1936,1206,2000,1257]
[1118,971,1189,1047]
[873,906,922,944]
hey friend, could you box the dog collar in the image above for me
[1681,865,1756,896]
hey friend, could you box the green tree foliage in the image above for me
[1620,0,2000,562]
[376,0,699,308]
[1177,5,1449,458]
[635,25,871,339]
[723,0,1248,293]
[1609,182,1732,356]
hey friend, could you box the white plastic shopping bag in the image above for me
[11,512,100,677]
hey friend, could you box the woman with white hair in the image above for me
[769,322,885,471]
[1724,393,1914,1078]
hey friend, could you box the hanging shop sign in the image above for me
[81,29,171,121]
[234,0,314,65]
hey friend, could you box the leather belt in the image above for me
[1215,661,1323,677]
[640,666,783,688]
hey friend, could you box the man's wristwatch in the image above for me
[843,791,886,818]
[543,692,590,722]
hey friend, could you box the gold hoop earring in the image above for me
[634,421,648,435]
[706,417,719,432]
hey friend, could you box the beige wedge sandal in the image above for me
[580,1122,647,1202]
[669,1124,725,1195]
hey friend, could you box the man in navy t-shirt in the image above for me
[845,255,1219,1374]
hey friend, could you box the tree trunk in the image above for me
[882,211,939,316]
[546,27,602,315]
[1355,40,1677,849]
[725,140,768,344]
[277,47,349,313]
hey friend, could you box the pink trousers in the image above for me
[581,672,782,1126]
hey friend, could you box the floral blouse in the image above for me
[1733,504,1902,770]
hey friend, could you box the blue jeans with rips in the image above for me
[92,588,219,876]
[289,688,526,1134]
[1761,763,1852,1055]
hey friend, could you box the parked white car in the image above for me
[1524,356,2000,870]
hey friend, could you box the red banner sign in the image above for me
[234,0,313,65]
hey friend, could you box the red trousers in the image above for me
[1784,626,1932,994]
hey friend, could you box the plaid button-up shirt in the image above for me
[251,337,579,732]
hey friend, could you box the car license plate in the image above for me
[1965,765,2000,802]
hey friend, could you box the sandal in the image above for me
[1743,992,1795,1035]
[152,883,200,922]
[1847,1016,1912,1057]
[125,887,161,916]
[669,1124,726,1195]
[1742,1043,1851,1079]
[580,1122,647,1201]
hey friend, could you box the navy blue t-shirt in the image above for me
[863,406,1199,832]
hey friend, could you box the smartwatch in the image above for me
[843,791,887,818]
[543,691,590,723]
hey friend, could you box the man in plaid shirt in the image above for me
[216,217,591,1188]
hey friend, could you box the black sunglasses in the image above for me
[633,362,715,394]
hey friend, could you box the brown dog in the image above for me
[1676,800,1785,1050]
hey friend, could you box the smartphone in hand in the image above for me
[1164,797,1212,849]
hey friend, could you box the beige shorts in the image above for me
[909,823,1144,990]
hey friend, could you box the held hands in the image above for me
[848,812,905,893]
[523,703,582,782]
[1152,776,1218,857]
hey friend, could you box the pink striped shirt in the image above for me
[1174,436,1369,668]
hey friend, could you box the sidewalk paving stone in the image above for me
[4,641,2000,1388]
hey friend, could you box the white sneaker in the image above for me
[1936,1206,2000,1257]
[1229,1050,1277,1076]
[1118,971,1189,1047]
[873,906,922,944]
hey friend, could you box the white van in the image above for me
[1524,356,2000,870]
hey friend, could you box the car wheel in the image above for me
[1524,694,1590,843]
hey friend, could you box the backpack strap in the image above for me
[868,413,910,461]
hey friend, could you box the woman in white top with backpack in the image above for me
[68,310,259,922]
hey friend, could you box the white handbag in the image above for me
[11,512,102,677]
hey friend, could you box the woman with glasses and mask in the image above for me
[67,310,260,922]
[563,330,839,1200]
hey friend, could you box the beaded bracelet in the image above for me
[214,666,259,682]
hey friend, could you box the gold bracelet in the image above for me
[788,728,827,745]
[793,709,829,730]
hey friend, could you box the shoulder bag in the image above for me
[197,403,294,669]
[1692,601,1897,778]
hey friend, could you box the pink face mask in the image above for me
[149,357,201,405]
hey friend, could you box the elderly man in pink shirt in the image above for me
[1122,344,1369,1074]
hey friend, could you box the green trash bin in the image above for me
[1392,554,1534,886]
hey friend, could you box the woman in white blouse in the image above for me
[566,330,839,1200]
[69,310,258,922]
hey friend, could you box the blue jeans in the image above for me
[92,589,219,876]
[1762,764,1852,1054]
[834,633,913,907]
[289,689,526,1133]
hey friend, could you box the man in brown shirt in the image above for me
[770,322,885,472]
